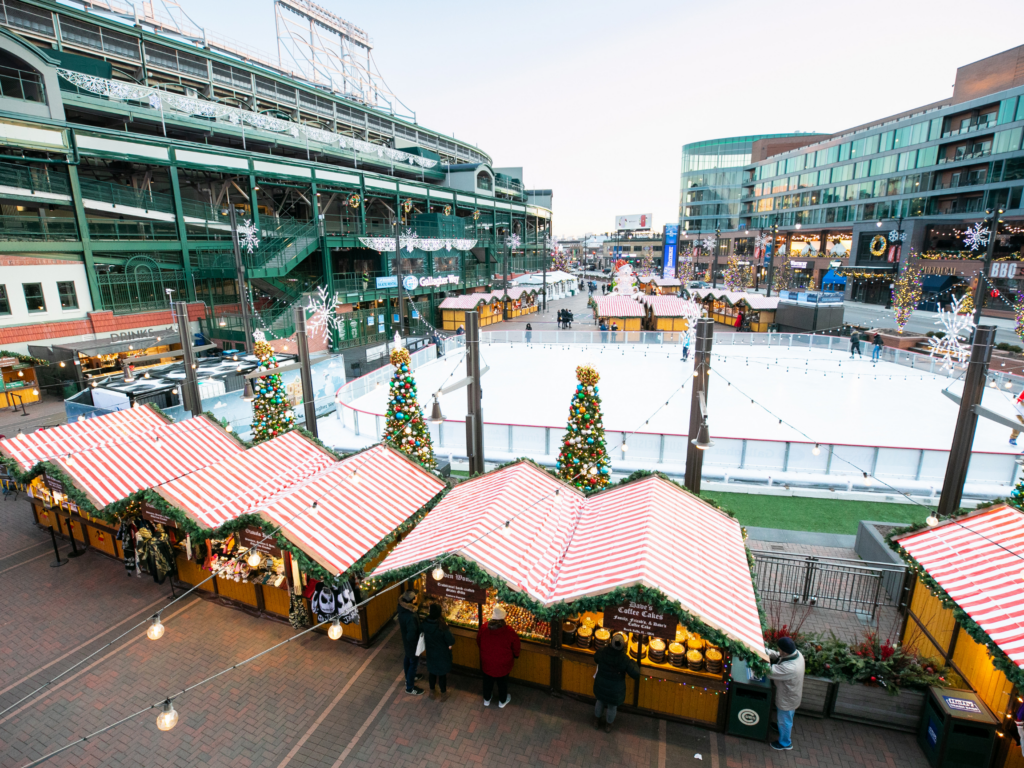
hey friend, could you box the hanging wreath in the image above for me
[443,204,452,216]
[472,210,480,221]
[402,198,413,214]
[870,235,887,257]
[347,193,361,209]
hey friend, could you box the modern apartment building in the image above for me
[681,46,1024,307]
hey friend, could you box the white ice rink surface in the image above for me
[342,341,1019,455]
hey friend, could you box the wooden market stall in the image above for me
[150,440,446,643]
[0,353,41,409]
[642,277,682,296]
[640,296,698,332]
[688,289,778,332]
[593,296,645,332]
[498,287,539,318]
[439,293,503,331]
[0,409,242,570]
[370,462,768,729]
[894,504,1024,767]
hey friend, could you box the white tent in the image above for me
[513,270,578,299]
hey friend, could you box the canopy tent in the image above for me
[922,275,956,294]
[0,406,167,471]
[820,270,847,289]
[370,462,767,663]
[155,430,337,528]
[895,505,1024,669]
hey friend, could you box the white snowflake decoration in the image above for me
[237,219,260,255]
[927,295,976,370]
[701,234,717,252]
[505,233,522,250]
[963,222,990,252]
[253,329,266,344]
[888,230,907,243]
[305,286,342,344]
[754,233,771,249]
[401,227,419,253]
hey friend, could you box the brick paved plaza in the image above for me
[0,496,929,768]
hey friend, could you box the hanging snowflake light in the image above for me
[306,286,342,344]
[237,219,260,255]
[927,295,976,370]
[963,222,990,252]
[754,233,771,249]
[701,234,717,252]
[400,227,419,253]
[888,230,907,243]
[505,233,521,250]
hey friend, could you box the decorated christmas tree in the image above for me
[552,249,571,273]
[555,364,611,491]
[702,263,712,283]
[251,331,296,444]
[381,334,435,467]
[892,264,923,332]
[772,253,792,293]
[723,254,752,292]
[957,291,975,315]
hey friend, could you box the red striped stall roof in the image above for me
[642,296,695,317]
[155,431,337,528]
[897,505,1024,667]
[438,294,495,310]
[255,445,446,576]
[594,296,645,318]
[51,415,243,509]
[371,464,766,660]
[0,406,168,470]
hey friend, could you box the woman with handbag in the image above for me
[422,603,455,701]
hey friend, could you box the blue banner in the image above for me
[662,224,679,279]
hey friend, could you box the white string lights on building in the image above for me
[57,70,438,170]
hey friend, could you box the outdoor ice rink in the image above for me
[342,338,1020,455]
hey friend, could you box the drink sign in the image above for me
[237,525,282,558]
[603,601,678,639]
[426,571,487,603]
[140,502,176,528]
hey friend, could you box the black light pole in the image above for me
[710,228,721,289]
[935,326,996,518]
[293,303,318,438]
[393,214,406,335]
[684,317,714,493]
[174,301,203,418]
[228,205,254,354]
[972,208,1004,327]
[765,221,780,298]
[464,311,485,475]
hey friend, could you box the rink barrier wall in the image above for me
[334,334,1022,499]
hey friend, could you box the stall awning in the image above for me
[594,296,645,317]
[154,431,338,528]
[0,405,168,470]
[256,445,446,575]
[641,296,697,317]
[371,463,767,661]
[48,415,243,509]
[53,333,181,357]
[821,269,847,288]
[439,294,492,310]
[896,505,1024,667]
[922,275,955,293]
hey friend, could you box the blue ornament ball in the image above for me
[587,438,594,444]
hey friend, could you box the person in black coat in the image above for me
[397,590,423,695]
[592,634,640,732]
[422,603,455,701]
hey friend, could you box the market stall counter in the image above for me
[369,462,768,728]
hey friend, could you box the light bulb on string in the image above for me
[328,618,343,640]
[247,550,262,568]
[812,444,821,456]
[926,515,939,527]
[432,564,446,581]
[501,520,511,537]
[156,699,178,731]
[147,615,165,641]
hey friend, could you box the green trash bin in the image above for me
[917,687,999,768]
[726,659,771,741]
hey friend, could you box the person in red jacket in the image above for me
[476,605,520,708]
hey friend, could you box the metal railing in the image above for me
[96,270,188,314]
[750,550,906,619]
[0,215,78,240]
[0,65,44,103]
[332,271,382,292]
[87,218,179,240]
[0,162,70,197]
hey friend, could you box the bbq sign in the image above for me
[426,571,487,603]
[604,601,678,638]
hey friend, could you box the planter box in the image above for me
[830,682,925,732]
[797,676,835,718]
[877,332,926,350]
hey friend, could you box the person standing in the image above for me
[872,332,883,362]
[849,331,862,358]
[567,310,573,329]
[398,590,423,696]
[1009,389,1024,446]
[422,603,454,701]
[525,323,533,344]
[592,634,640,733]
[476,606,519,708]
[681,334,691,361]
[769,636,805,751]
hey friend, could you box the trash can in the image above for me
[917,687,999,768]
[726,659,771,741]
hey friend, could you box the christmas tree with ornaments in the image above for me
[250,332,296,444]
[381,334,435,467]
[555,364,611,491]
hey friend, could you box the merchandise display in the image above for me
[203,534,287,587]
[434,588,551,643]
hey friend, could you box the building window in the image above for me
[57,281,78,310]
[23,283,45,312]
[0,285,9,315]
[476,172,492,191]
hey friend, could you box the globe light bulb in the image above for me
[926,515,939,527]
[621,441,629,452]
[156,700,178,731]
[247,551,262,568]
[501,520,511,537]
[432,565,445,581]
[812,444,821,456]
[328,619,343,640]
[147,616,165,641]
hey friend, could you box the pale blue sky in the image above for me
[180,0,1024,236]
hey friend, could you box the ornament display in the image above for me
[402,198,414,214]
[443,204,452,216]
[556,365,611,491]
[347,193,361,209]
[869,235,887,257]
[380,334,436,467]
[250,337,296,444]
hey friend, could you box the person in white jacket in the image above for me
[768,637,805,751]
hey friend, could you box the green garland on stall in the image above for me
[887,514,1024,693]
[0,349,49,366]
[1,457,101,515]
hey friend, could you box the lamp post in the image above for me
[293,303,318,438]
[684,317,714,493]
[173,301,203,418]
[228,205,255,354]
[765,221,779,298]
[710,229,721,289]
[464,311,485,475]
[503,230,520,321]
[971,207,1004,327]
